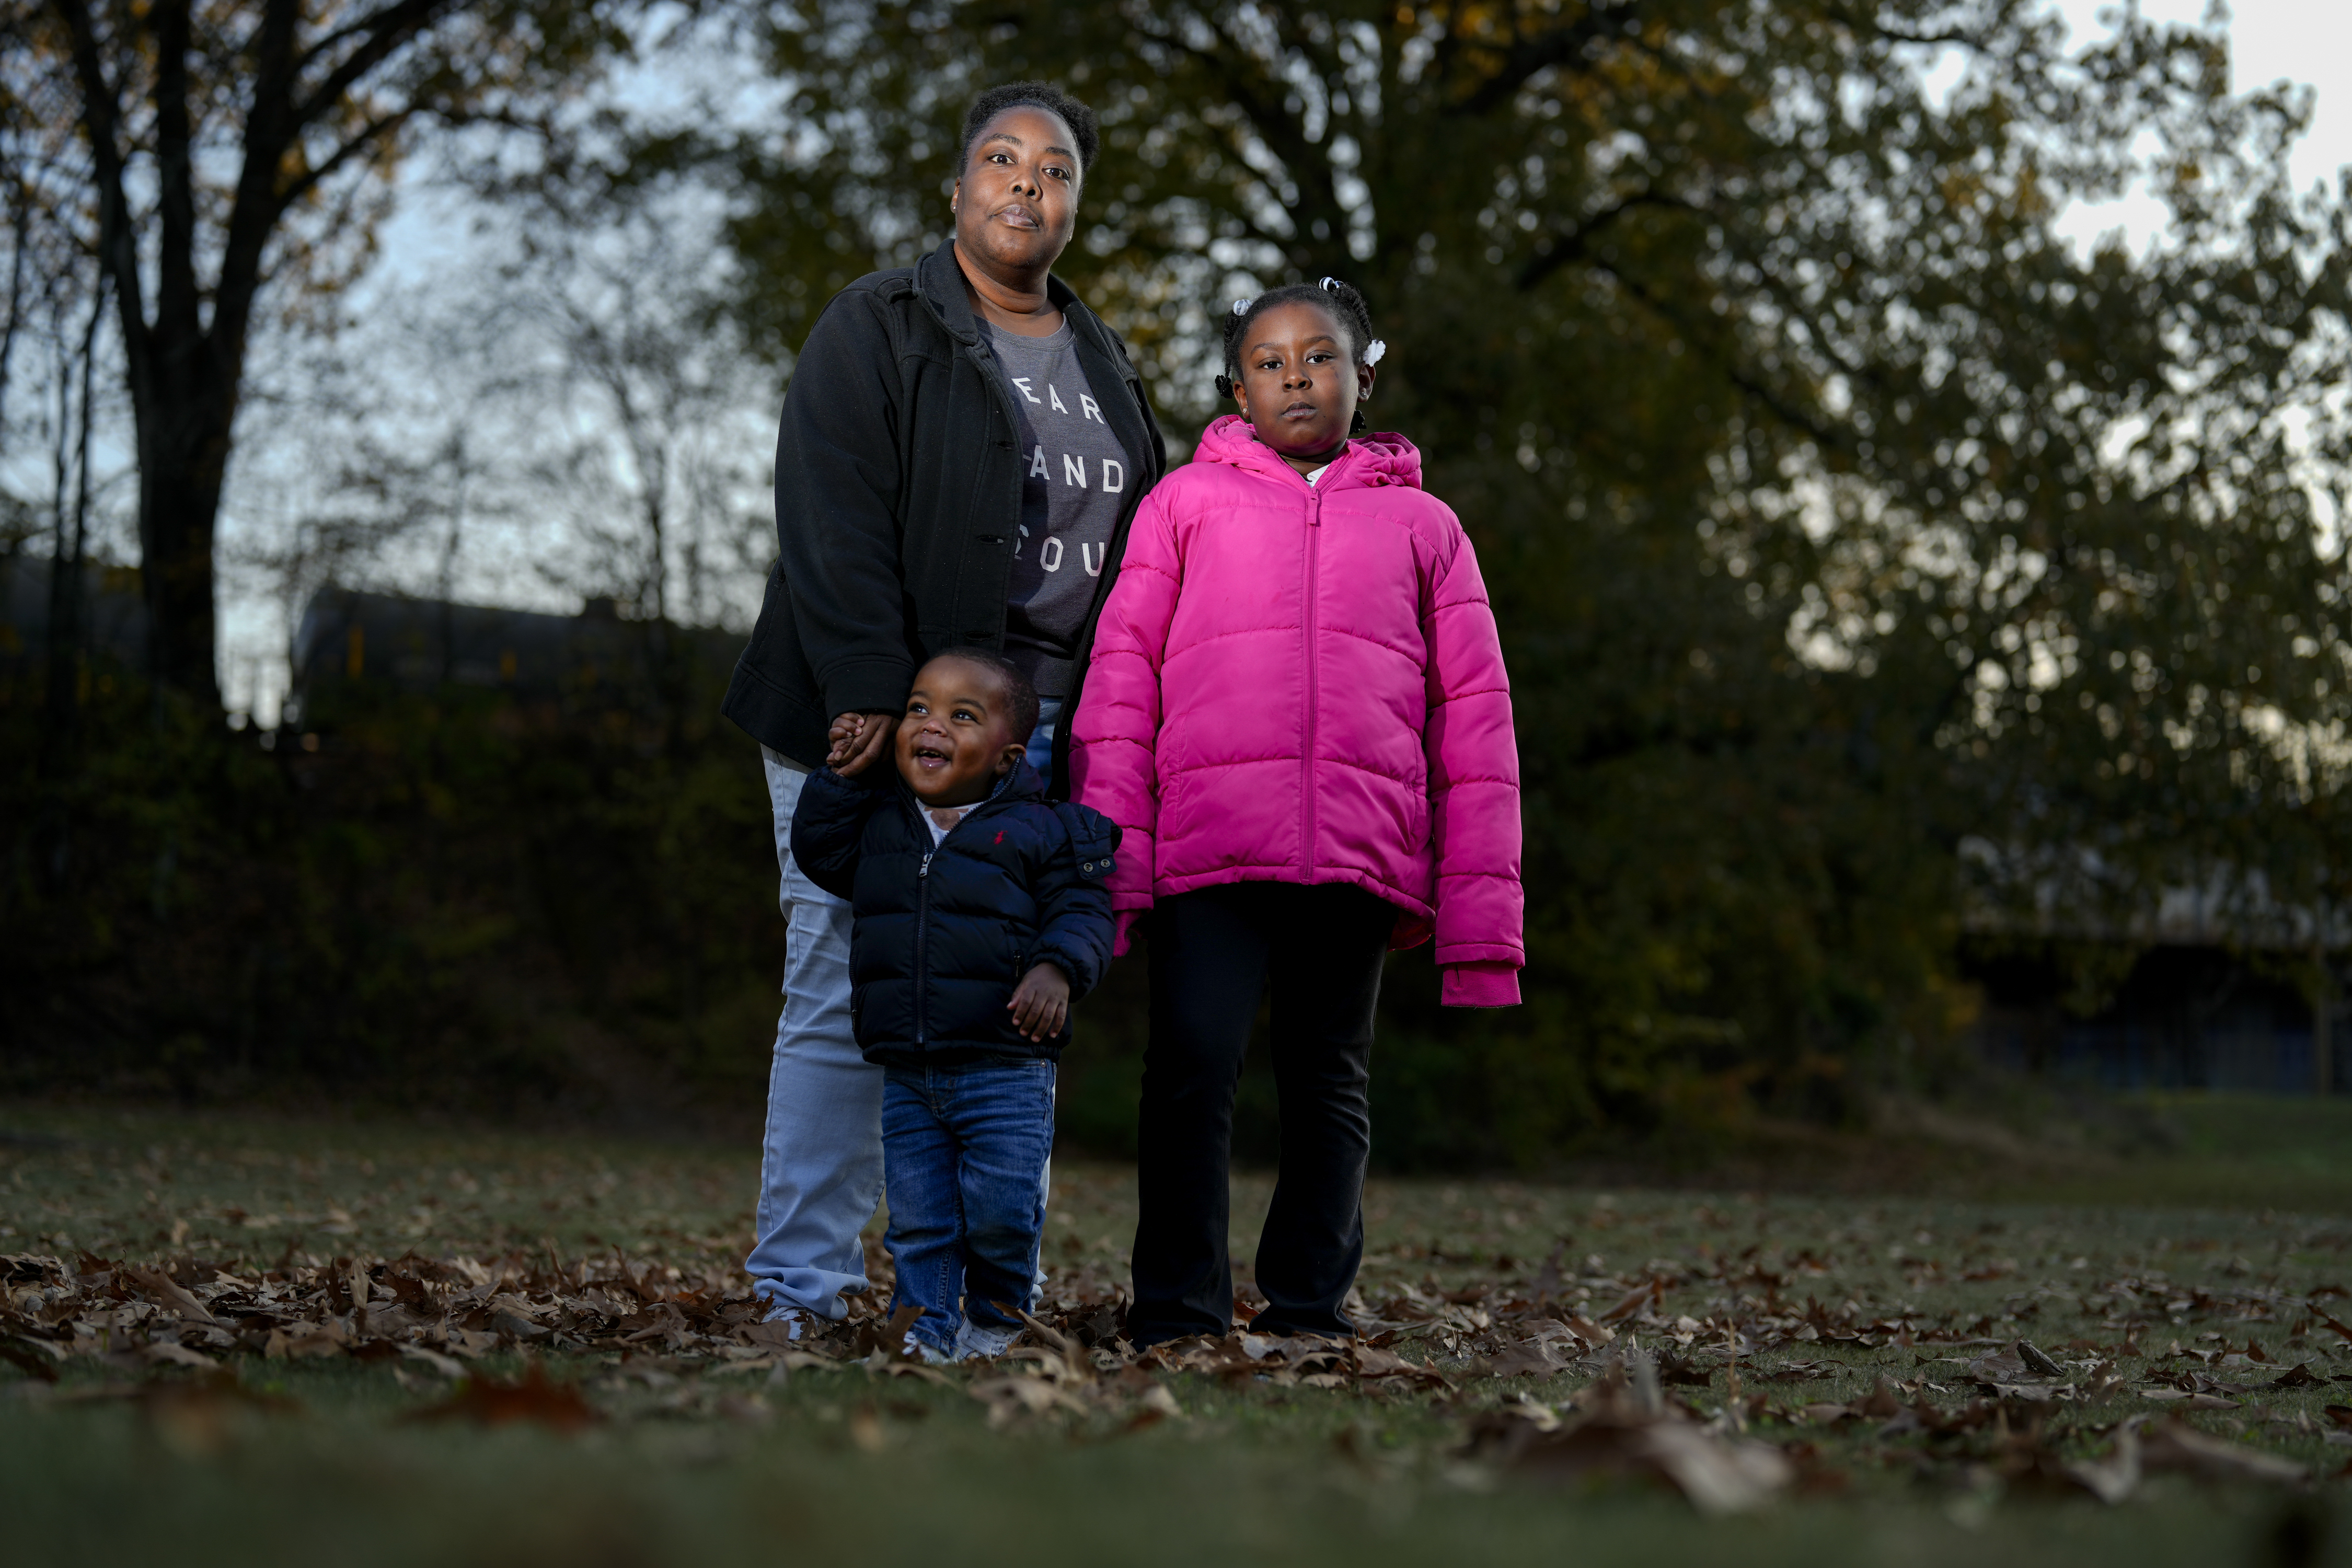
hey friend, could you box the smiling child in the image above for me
[789,650,1120,1361]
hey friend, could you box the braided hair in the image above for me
[1215,278,1386,432]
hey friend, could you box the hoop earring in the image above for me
[1350,408,1368,435]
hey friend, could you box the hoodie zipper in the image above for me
[906,777,1020,1046]
[1301,475,1324,872]
[907,794,948,1045]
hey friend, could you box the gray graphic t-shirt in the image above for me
[987,320,1133,698]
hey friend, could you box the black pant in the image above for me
[1128,881,1392,1344]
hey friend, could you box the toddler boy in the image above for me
[790,650,1119,1361]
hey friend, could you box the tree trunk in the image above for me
[132,348,235,710]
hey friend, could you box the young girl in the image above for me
[1069,278,1522,1346]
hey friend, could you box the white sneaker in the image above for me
[761,1304,813,1341]
[902,1330,953,1366]
[952,1320,1021,1361]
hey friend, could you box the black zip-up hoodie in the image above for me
[789,760,1121,1067]
[722,238,1167,794]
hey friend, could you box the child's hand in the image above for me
[826,711,896,777]
[825,712,865,768]
[1007,962,1071,1042]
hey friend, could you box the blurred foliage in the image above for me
[0,655,782,1123]
[681,0,2352,1159]
[14,3,2352,1168]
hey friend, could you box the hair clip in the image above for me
[1363,338,1387,365]
[1319,276,1339,290]
[1230,297,1252,315]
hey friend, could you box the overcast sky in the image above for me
[2053,0,2352,246]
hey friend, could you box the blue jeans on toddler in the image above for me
[882,1059,1056,1358]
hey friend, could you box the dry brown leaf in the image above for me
[124,1266,218,1325]
[401,1367,602,1432]
[1597,1281,1659,1324]
[1488,1370,1794,1514]
[395,1344,468,1379]
[2139,1420,2307,1484]
[2061,1416,2145,1504]
[1485,1337,1567,1380]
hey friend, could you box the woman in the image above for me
[723,81,1166,1334]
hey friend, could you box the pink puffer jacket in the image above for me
[1069,416,1523,1006]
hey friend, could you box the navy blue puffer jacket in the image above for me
[789,760,1121,1065]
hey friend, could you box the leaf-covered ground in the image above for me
[3,1099,2350,1567]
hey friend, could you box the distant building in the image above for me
[287,587,744,729]
[1959,842,2343,1096]
[0,554,149,685]
[1964,944,2339,1095]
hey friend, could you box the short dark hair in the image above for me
[959,81,1100,181]
[929,648,1041,749]
[1221,276,1378,384]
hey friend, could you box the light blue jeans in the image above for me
[745,751,882,1319]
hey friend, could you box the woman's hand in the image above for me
[827,711,898,777]
[1007,962,1071,1041]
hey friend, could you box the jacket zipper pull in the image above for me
[920,852,932,878]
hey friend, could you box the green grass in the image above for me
[3,1098,2350,1566]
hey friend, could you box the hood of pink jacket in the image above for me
[1069,416,1523,974]
[1191,414,1425,491]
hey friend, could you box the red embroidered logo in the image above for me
[994,831,1006,846]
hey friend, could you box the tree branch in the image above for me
[211,0,307,378]
[1515,187,1700,292]
[291,0,466,130]
[1448,0,1640,121]
[149,0,201,346]
[1131,16,1350,261]
[44,0,150,395]
[275,107,416,210]
[1587,255,1850,453]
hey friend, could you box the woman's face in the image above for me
[1232,301,1373,458]
[953,106,1081,280]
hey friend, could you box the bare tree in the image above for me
[14,0,651,708]
[502,215,773,633]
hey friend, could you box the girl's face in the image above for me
[1231,301,1376,465]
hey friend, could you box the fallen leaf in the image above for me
[2138,1420,2306,1484]
[401,1367,602,1432]
[2061,1416,2143,1505]
[848,1401,885,1452]
[0,1335,62,1382]
[1597,1281,1659,1324]
[124,1266,218,1326]
[1485,1337,1566,1380]
[1481,1366,1794,1515]
[968,1373,1088,1428]
[2015,1340,2066,1377]
[395,1344,467,1379]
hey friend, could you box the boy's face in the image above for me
[1232,301,1374,459]
[896,657,1025,808]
